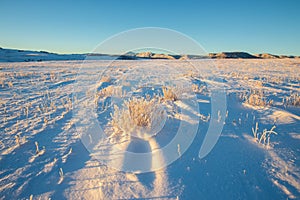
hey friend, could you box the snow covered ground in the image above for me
[0,59,299,199]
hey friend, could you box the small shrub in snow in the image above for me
[247,93,267,106]
[100,76,111,83]
[241,90,272,107]
[7,81,13,88]
[162,86,177,101]
[284,93,300,107]
[254,80,263,87]
[98,85,124,98]
[110,97,165,137]
[192,84,207,94]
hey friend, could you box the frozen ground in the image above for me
[0,59,299,199]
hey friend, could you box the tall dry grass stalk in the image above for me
[251,123,278,148]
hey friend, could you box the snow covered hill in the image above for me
[0,48,86,62]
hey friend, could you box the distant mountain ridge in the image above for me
[209,52,257,59]
[0,47,299,62]
[209,52,298,59]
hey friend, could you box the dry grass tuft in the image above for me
[100,76,111,83]
[127,98,156,127]
[247,93,267,106]
[98,85,124,97]
[284,93,300,107]
[252,123,277,148]
[110,97,165,136]
[7,81,13,88]
[192,84,207,94]
[162,86,178,101]
[254,80,263,87]
[241,90,272,107]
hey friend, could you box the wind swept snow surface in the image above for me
[0,59,299,199]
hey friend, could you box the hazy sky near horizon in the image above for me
[1,0,299,55]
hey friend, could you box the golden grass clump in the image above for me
[284,93,300,107]
[98,85,124,97]
[254,80,263,87]
[100,76,111,83]
[192,84,207,94]
[247,93,267,106]
[7,81,13,88]
[127,98,155,127]
[0,79,4,88]
[162,86,177,101]
[241,90,272,107]
[110,97,165,135]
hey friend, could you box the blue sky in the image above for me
[1,0,299,55]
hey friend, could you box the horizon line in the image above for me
[1,46,299,57]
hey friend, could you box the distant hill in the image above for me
[255,53,279,59]
[0,47,299,62]
[208,52,299,59]
[255,53,295,59]
[0,48,85,62]
[136,52,176,59]
[208,52,257,59]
